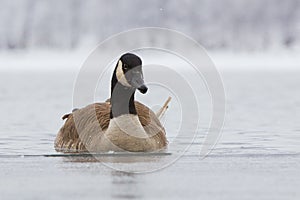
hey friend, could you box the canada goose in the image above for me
[55,53,170,152]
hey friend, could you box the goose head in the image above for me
[114,53,148,94]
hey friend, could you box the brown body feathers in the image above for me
[54,100,167,152]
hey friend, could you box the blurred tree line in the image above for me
[0,0,299,50]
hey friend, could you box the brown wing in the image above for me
[54,100,167,152]
[54,102,110,152]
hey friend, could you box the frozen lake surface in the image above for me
[0,70,300,199]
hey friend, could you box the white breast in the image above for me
[107,114,148,139]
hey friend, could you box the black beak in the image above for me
[137,85,148,94]
[129,71,148,94]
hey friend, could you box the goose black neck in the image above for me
[110,69,137,119]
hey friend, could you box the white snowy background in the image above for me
[0,0,299,70]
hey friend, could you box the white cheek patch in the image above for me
[116,60,131,87]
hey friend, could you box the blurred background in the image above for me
[0,0,299,71]
[1,0,300,50]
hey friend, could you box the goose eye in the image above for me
[123,64,128,71]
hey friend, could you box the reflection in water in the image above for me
[58,152,176,173]
[110,171,142,199]
[60,153,174,173]
[60,153,170,162]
